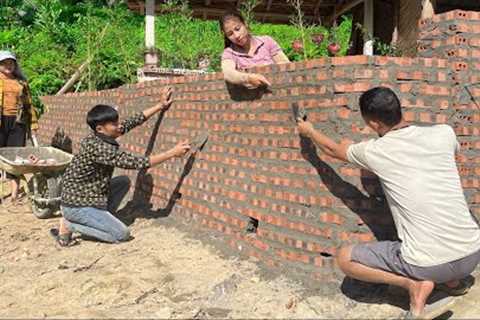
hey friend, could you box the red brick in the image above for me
[376,70,389,81]
[404,111,415,122]
[332,55,369,66]
[319,212,345,225]
[316,71,329,80]
[337,107,351,119]
[354,69,374,79]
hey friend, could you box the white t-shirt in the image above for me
[347,124,480,267]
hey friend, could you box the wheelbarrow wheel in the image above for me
[28,174,60,219]
[31,201,54,219]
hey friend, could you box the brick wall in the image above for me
[417,9,480,217]
[39,11,480,284]
[418,9,480,66]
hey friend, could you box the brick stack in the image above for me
[39,50,480,286]
[418,10,480,68]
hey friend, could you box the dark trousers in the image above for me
[0,115,27,179]
[0,115,26,148]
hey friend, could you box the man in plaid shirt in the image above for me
[51,87,190,246]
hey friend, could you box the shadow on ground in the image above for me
[340,267,476,314]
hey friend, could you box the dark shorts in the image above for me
[0,115,27,179]
[351,241,480,283]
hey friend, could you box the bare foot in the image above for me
[59,218,71,236]
[408,279,435,316]
[2,196,16,208]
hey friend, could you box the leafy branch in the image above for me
[288,0,308,60]
[354,22,401,56]
[239,0,262,26]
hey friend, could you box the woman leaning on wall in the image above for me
[220,11,290,89]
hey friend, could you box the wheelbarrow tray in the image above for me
[0,147,72,176]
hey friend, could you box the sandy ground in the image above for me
[0,201,478,319]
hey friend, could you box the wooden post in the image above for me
[314,0,323,24]
[421,0,436,20]
[144,0,158,68]
[391,0,399,45]
[363,0,374,55]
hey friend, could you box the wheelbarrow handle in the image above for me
[30,133,39,148]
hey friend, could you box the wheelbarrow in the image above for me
[0,146,73,218]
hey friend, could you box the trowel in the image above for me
[291,102,307,123]
[187,131,209,157]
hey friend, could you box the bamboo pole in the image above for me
[56,24,109,95]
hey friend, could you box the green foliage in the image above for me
[258,16,352,62]
[239,0,262,27]
[0,0,353,114]
[375,41,401,57]
[0,0,37,27]
[354,22,402,57]
[156,13,352,69]
[155,13,223,70]
[1,1,145,112]
[333,16,353,56]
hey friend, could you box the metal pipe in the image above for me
[31,196,60,205]
[32,174,39,196]
[363,0,374,56]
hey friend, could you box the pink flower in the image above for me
[292,39,303,53]
[311,34,324,45]
[328,43,341,55]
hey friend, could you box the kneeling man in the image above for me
[297,87,480,318]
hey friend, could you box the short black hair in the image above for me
[86,104,119,131]
[359,87,402,126]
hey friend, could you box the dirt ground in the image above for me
[0,201,478,319]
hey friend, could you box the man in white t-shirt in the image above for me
[297,87,480,319]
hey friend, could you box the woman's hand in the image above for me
[245,73,271,88]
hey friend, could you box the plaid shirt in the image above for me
[61,112,150,209]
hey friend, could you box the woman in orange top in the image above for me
[0,51,38,205]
